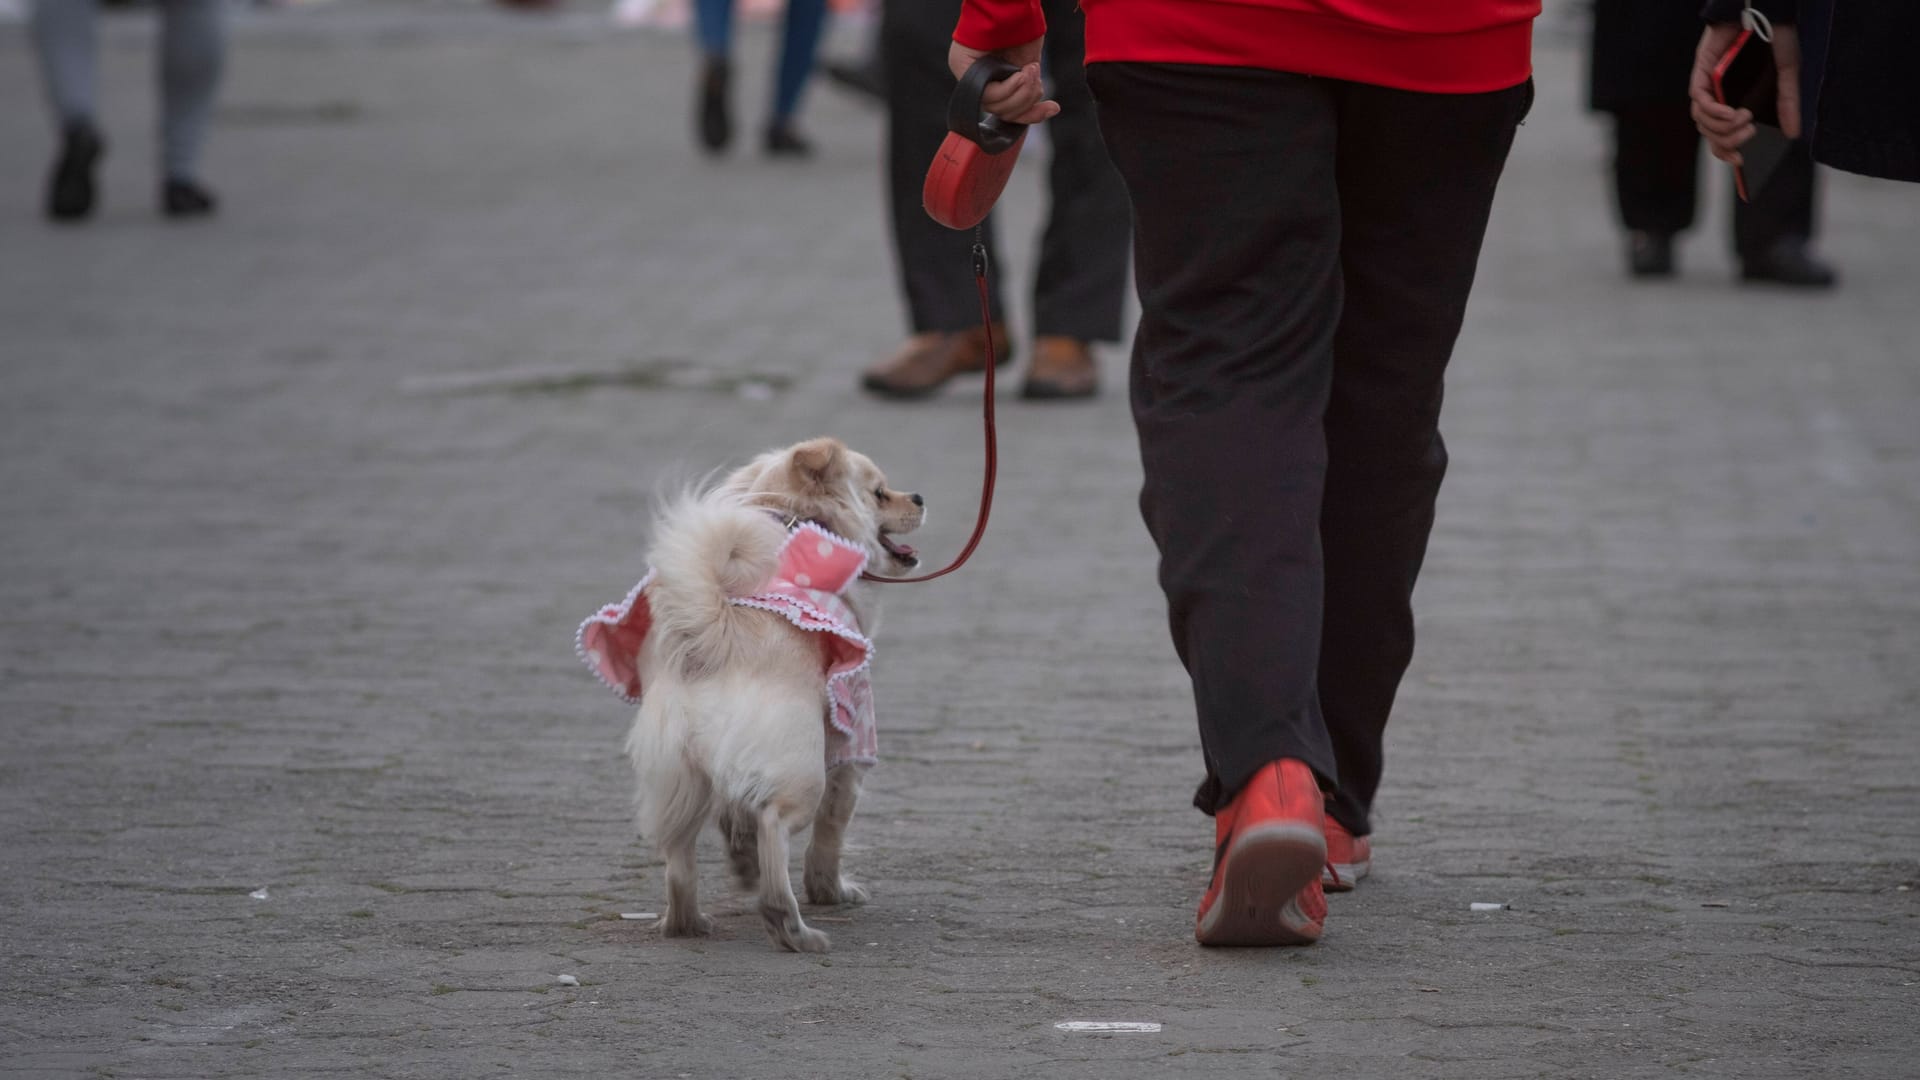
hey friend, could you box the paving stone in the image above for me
[1,5,1917,1078]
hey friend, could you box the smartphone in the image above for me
[1711,29,1793,202]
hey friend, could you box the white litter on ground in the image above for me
[1055,1021,1162,1034]
[556,975,580,987]
[618,912,657,921]
[1469,902,1508,912]
[248,888,270,900]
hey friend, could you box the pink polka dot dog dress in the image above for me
[577,522,878,767]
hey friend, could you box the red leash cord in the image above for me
[865,59,1025,586]
[862,229,997,585]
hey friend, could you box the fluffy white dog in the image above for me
[581,438,925,952]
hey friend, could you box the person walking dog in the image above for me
[950,0,1539,945]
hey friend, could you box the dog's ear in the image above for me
[788,438,847,493]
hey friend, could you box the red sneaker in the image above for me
[1321,812,1372,892]
[1195,759,1327,946]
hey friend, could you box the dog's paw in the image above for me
[761,901,832,953]
[805,875,869,906]
[658,908,714,938]
[780,925,832,954]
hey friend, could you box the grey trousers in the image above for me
[30,0,226,179]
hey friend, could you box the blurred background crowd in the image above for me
[5,0,1910,391]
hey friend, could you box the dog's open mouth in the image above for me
[878,531,919,567]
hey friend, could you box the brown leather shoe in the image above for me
[1020,336,1098,400]
[860,323,1011,400]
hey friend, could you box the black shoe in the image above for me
[161,177,218,219]
[823,59,885,102]
[696,57,732,154]
[46,122,104,223]
[1741,237,1838,288]
[764,123,813,159]
[1626,230,1674,278]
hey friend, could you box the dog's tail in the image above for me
[645,493,785,678]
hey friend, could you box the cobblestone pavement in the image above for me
[2,7,1917,1078]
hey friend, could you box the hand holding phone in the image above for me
[1697,23,1797,199]
[1709,28,1793,201]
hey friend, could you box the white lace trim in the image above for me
[728,592,875,744]
[575,569,654,705]
[575,522,880,764]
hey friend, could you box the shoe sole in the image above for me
[1321,858,1370,892]
[1195,821,1325,947]
[1738,272,1837,288]
[859,352,1016,400]
[1019,381,1096,401]
[859,375,945,400]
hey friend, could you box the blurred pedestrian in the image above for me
[29,0,226,222]
[861,0,1128,402]
[1691,0,1919,185]
[692,0,829,157]
[1588,0,1834,285]
[950,0,1537,945]
[822,27,883,102]
[819,0,883,103]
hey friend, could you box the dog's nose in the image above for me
[909,493,924,506]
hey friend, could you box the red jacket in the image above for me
[956,0,1538,94]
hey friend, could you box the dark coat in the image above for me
[1588,0,1703,112]
[1704,0,1920,181]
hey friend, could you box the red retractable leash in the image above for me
[862,58,1028,585]
[924,56,1030,233]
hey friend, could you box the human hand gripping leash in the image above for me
[862,58,1028,585]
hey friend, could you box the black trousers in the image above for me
[879,0,1129,339]
[1088,63,1532,836]
[1611,103,1817,259]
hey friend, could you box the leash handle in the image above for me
[947,56,1028,153]
[923,56,1030,232]
[863,229,997,585]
